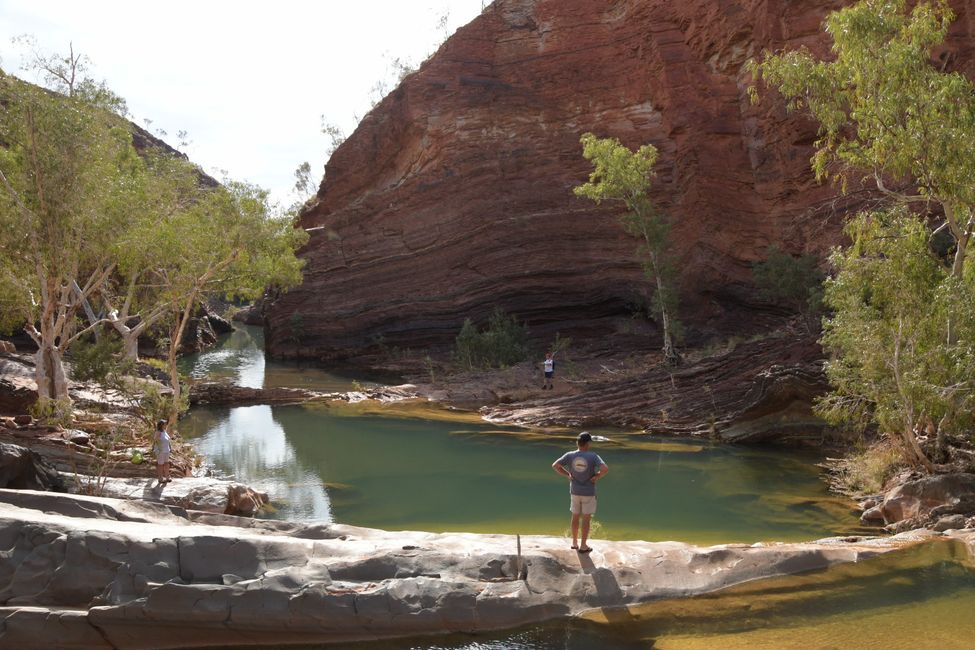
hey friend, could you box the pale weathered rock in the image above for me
[0,342,14,354]
[0,489,966,649]
[72,476,269,517]
[0,357,37,415]
[932,514,967,532]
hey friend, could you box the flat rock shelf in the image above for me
[0,488,972,649]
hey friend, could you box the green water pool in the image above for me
[180,326,866,544]
[180,327,974,649]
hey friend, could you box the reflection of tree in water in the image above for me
[186,404,332,521]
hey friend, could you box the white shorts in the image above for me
[156,452,170,465]
[570,495,597,515]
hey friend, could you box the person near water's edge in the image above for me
[542,352,555,390]
[552,432,608,553]
[154,420,172,486]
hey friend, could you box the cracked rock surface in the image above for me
[1,489,971,648]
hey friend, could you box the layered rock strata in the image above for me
[0,489,971,648]
[481,332,829,441]
[265,0,975,360]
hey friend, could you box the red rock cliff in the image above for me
[265,0,975,360]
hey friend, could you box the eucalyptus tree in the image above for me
[144,179,308,424]
[0,70,139,406]
[750,0,975,279]
[749,0,975,469]
[573,133,680,365]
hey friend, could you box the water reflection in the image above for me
[186,404,332,520]
[180,326,866,542]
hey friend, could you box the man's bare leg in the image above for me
[570,513,580,548]
[580,514,592,550]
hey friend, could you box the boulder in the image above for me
[878,473,975,526]
[0,358,37,415]
[0,443,65,491]
[0,341,14,354]
[205,312,233,335]
[932,514,968,532]
[77,476,269,517]
[232,301,264,326]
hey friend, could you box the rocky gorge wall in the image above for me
[265,0,975,360]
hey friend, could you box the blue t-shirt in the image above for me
[556,450,604,496]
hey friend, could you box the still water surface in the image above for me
[181,327,974,648]
[180,326,863,544]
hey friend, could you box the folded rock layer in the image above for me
[265,0,975,360]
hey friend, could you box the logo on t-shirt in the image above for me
[572,457,589,473]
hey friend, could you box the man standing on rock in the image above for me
[552,432,608,553]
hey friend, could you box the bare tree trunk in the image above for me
[649,252,680,366]
[34,344,69,402]
[903,426,935,473]
[109,319,140,363]
[165,291,199,426]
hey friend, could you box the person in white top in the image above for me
[542,352,555,390]
[154,419,172,485]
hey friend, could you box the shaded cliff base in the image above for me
[368,326,834,445]
[0,489,973,649]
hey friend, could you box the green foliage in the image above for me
[68,336,134,384]
[453,308,531,370]
[136,382,189,430]
[574,133,658,205]
[753,246,825,331]
[29,398,74,428]
[751,0,975,470]
[573,133,680,363]
[750,0,975,277]
[816,210,975,466]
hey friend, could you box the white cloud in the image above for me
[0,0,486,206]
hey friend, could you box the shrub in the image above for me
[69,336,133,384]
[830,440,906,495]
[752,246,825,331]
[453,308,531,370]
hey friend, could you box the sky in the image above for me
[0,0,487,207]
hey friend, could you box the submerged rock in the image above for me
[0,489,968,649]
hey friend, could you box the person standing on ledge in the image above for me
[154,419,172,486]
[542,351,555,390]
[552,431,608,553]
